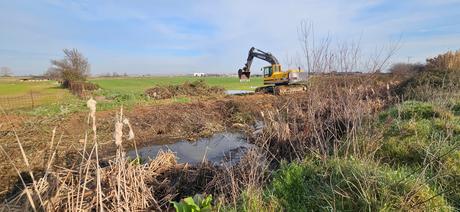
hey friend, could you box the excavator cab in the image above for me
[262,66,273,77]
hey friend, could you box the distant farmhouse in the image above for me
[193,72,206,77]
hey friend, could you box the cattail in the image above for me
[114,120,123,147]
[86,97,97,134]
[123,118,135,140]
[114,106,124,147]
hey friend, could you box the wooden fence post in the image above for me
[30,91,35,108]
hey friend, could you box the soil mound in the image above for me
[145,80,225,99]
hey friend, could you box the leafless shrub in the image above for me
[298,20,399,74]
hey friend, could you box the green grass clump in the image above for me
[377,101,460,209]
[450,100,460,116]
[378,101,459,166]
[270,158,451,211]
[437,150,460,208]
[380,101,439,121]
[227,189,280,212]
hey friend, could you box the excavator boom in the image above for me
[238,47,279,80]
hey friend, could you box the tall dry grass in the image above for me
[1,100,177,211]
[1,97,274,211]
[254,74,399,161]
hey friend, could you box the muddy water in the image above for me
[127,132,253,165]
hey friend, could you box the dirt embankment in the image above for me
[0,94,276,196]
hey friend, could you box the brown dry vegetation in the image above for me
[0,94,275,196]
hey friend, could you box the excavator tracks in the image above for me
[255,84,307,95]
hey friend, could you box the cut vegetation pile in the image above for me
[145,80,225,99]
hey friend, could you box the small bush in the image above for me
[68,81,99,93]
[270,158,451,211]
[171,194,213,212]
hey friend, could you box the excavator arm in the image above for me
[238,47,280,80]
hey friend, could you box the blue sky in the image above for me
[1,0,459,76]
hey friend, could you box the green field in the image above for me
[0,78,65,96]
[0,78,74,110]
[0,76,262,97]
[90,76,263,94]
[0,76,263,113]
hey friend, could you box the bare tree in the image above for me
[49,48,90,86]
[298,20,399,73]
[44,67,61,80]
[0,66,12,77]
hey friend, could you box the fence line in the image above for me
[0,92,63,110]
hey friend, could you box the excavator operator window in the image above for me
[263,66,273,77]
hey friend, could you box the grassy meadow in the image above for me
[0,75,261,97]
[0,78,75,110]
[0,78,64,96]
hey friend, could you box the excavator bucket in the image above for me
[238,69,251,81]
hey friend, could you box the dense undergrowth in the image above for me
[271,158,450,211]
[266,100,459,211]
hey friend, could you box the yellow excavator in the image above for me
[238,47,308,94]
